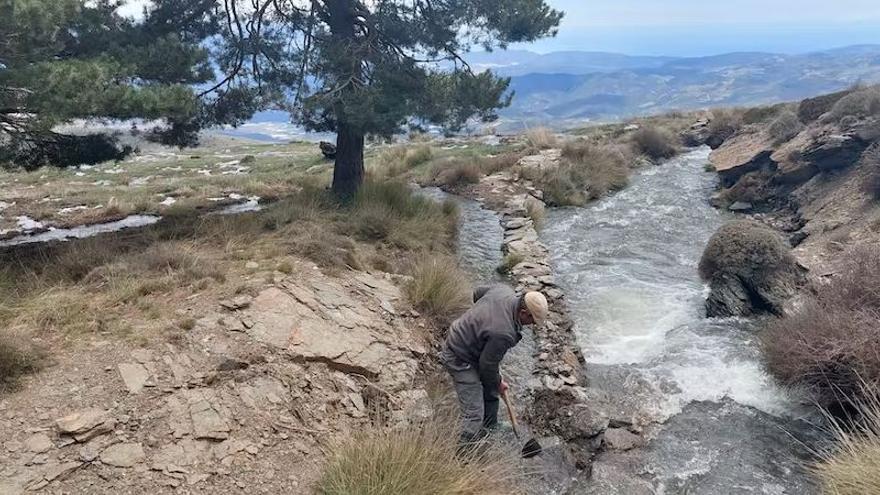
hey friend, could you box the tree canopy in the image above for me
[0,0,253,169]
[210,0,563,195]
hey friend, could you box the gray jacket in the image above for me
[442,285,523,387]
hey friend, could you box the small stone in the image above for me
[603,428,644,451]
[24,433,53,454]
[79,444,101,462]
[728,201,753,212]
[245,261,260,270]
[409,309,421,318]
[101,442,146,468]
[379,300,396,315]
[220,295,253,311]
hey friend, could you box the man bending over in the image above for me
[440,285,548,444]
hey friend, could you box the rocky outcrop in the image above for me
[700,220,807,317]
[708,129,776,187]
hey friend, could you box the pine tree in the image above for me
[0,0,254,169]
[213,0,563,196]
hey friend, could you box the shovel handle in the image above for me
[500,388,521,439]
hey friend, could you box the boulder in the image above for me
[56,408,108,436]
[700,220,806,317]
[800,133,868,172]
[770,131,820,185]
[319,141,337,159]
[603,428,644,451]
[709,130,776,187]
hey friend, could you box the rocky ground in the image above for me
[0,257,442,493]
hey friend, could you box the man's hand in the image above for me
[499,379,509,394]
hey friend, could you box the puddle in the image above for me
[0,215,160,247]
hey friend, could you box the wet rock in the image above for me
[530,388,609,441]
[24,433,53,454]
[118,362,151,394]
[100,442,146,468]
[728,201,753,212]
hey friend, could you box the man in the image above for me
[440,285,549,444]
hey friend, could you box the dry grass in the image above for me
[318,419,516,495]
[404,145,434,169]
[496,253,525,275]
[825,85,880,124]
[632,126,678,161]
[0,333,46,391]
[862,144,880,201]
[525,198,546,230]
[814,385,880,495]
[405,256,471,325]
[762,246,880,408]
[707,109,744,147]
[767,109,804,145]
[524,127,559,150]
[527,141,629,206]
[432,158,482,187]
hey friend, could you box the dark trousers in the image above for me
[441,351,500,442]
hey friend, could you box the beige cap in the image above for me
[524,291,549,325]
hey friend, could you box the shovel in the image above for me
[500,387,543,458]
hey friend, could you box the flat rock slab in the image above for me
[118,362,151,394]
[101,442,146,468]
[56,408,108,436]
[24,433,53,454]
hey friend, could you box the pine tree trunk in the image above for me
[331,121,365,198]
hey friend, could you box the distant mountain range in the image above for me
[486,45,880,126]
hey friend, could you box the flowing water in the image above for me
[542,148,823,494]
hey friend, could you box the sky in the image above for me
[118,0,880,57]
[522,0,880,55]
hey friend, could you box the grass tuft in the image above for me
[525,141,629,206]
[318,419,515,495]
[405,256,471,325]
[0,334,46,391]
[524,127,559,150]
[814,385,880,495]
[767,109,804,145]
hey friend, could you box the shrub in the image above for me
[706,109,743,147]
[862,144,880,201]
[525,198,546,230]
[318,420,515,495]
[528,141,630,206]
[742,104,786,125]
[767,109,804,145]
[432,158,482,187]
[721,171,774,205]
[496,253,524,275]
[403,145,433,168]
[632,127,678,160]
[479,152,523,176]
[524,127,558,150]
[698,220,795,283]
[405,257,470,324]
[814,386,880,495]
[0,334,45,391]
[826,86,880,124]
[798,89,854,123]
[762,246,880,408]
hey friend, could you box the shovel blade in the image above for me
[521,438,542,458]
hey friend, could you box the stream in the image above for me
[541,148,823,494]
